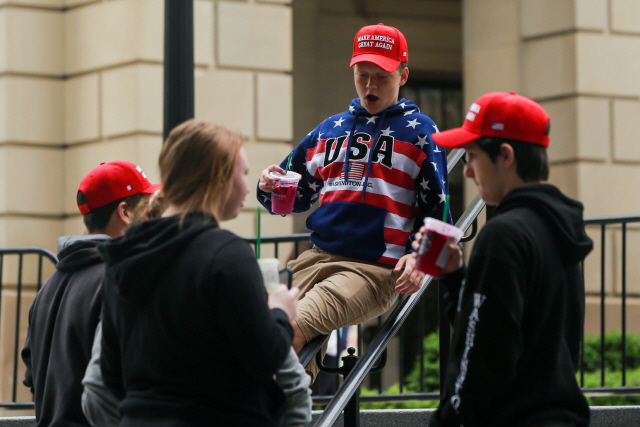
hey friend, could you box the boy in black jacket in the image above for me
[421,92,593,427]
[21,161,159,427]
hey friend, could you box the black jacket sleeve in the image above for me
[210,238,293,382]
[100,286,125,401]
[439,267,466,324]
[431,222,528,427]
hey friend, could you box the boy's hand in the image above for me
[259,164,286,193]
[394,254,425,295]
[441,242,464,275]
[268,285,299,320]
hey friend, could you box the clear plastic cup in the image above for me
[270,171,301,215]
[414,217,464,277]
[257,258,281,294]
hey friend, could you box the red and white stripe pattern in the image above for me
[305,137,428,264]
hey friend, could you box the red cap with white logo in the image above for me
[350,23,409,73]
[77,160,161,215]
[432,91,551,149]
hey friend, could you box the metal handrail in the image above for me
[584,215,640,226]
[314,194,486,427]
[299,334,330,368]
[0,247,57,264]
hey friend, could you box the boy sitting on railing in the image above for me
[258,23,450,381]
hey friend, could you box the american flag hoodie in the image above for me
[257,98,450,266]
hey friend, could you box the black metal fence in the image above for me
[3,215,640,410]
[579,215,640,397]
[0,248,57,410]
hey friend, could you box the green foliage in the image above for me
[579,331,640,406]
[355,330,640,408]
[359,332,441,410]
[403,332,441,393]
[581,331,640,372]
[579,367,640,406]
[359,384,439,410]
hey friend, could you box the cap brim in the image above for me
[350,54,401,73]
[432,127,481,149]
[141,182,162,194]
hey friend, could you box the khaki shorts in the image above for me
[288,246,399,376]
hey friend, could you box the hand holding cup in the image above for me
[413,221,464,277]
[259,164,286,193]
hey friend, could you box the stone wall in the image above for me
[462,0,640,335]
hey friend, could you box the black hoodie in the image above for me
[430,184,593,427]
[98,212,293,426]
[22,235,110,427]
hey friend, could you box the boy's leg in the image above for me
[287,247,400,379]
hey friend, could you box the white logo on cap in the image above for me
[136,166,142,172]
[403,52,407,57]
[466,112,477,122]
[491,122,505,131]
[470,103,481,114]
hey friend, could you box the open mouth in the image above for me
[366,95,379,103]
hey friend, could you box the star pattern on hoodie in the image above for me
[432,124,440,133]
[416,135,429,149]
[333,117,345,128]
[349,105,355,113]
[317,132,324,141]
[431,162,438,172]
[434,145,442,153]
[308,181,320,192]
[420,178,430,191]
[366,116,379,125]
[407,118,421,129]
[404,109,416,116]
[296,190,303,200]
[399,102,407,109]
[438,190,447,204]
[262,194,271,203]
[381,127,394,136]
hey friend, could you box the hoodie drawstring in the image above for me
[344,109,361,181]
[361,110,388,200]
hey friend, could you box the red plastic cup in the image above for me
[414,217,464,277]
[270,171,301,215]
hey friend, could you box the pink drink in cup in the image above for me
[270,171,301,215]
[415,217,464,277]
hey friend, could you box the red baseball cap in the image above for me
[432,91,551,149]
[350,23,409,73]
[77,160,161,215]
